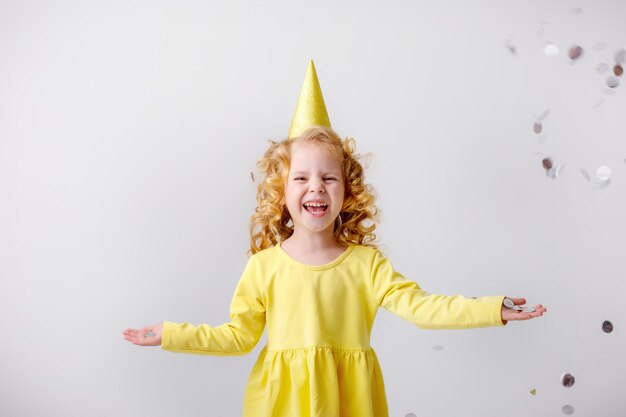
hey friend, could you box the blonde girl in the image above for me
[123,62,546,417]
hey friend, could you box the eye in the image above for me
[324,177,337,181]
[294,177,306,181]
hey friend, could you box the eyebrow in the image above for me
[291,171,341,176]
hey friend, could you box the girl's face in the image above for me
[284,142,345,236]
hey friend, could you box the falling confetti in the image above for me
[614,64,623,76]
[580,169,591,181]
[543,42,560,56]
[593,42,607,51]
[602,320,614,333]
[596,63,609,73]
[596,166,612,181]
[615,48,626,64]
[250,171,255,182]
[569,7,583,15]
[607,76,620,88]
[530,388,537,396]
[562,404,575,415]
[405,414,417,417]
[504,37,517,55]
[537,109,550,121]
[568,45,583,60]
[433,345,445,352]
[561,373,575,388]
[542,158,553,170]
[533,122,543,134]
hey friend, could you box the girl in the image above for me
[123,62,546,417]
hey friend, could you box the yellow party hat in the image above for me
[288,60,331,139]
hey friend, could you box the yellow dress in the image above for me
[161,244,505,417]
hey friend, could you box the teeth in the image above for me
[304,202,327,207]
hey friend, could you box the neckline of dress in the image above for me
[276,243,355,270]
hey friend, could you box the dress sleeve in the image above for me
[370,250,506,329]
[161,255,266,355]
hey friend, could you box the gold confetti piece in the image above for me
[561,373,575,388]
[568,45,583,60]
[542,158,553,170]
[530,389,536,396]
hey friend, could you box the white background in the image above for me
[1,0,625,416]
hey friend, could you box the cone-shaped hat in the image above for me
[288,60,331,139]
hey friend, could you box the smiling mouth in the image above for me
[303,203,328,215]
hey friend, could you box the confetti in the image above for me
[596,63,609,73]
[433,345,445,352]
[251,171,255,182]
[568,45,583,60]
[607,76,620,88]
[614,64,623,76]
[593,42,607,51]
[145,332,156,337]
[562,404,575,415]
[569,7,583,15]
[533,122,543,134]
[543,42,560,56]
[602,320,614,333]
[596,166,612,181]
[504,37,517,55]
[405,414,417,417]
[530,388,536,396]
[561,373,575,388]
[580,169,591,181]
[537,109,550,121]
[615,48,626,64]
[542,158,553,170]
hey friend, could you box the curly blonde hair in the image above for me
[249,126,380,255]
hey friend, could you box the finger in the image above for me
[511,298,527,306]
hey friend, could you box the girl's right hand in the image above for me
[122,322,163,346]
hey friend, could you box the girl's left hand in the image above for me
[501,297,547,323]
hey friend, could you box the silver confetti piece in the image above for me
[543,42,560,56]
[537,109,550,121]
[593,42,607,51]
[596,63,609,73]
[145,332,156,337]
[607,76,620,88]
[433,345,445,352]
[533,122,542,134]
[562,404,575,415]
[615,48,626,64]
[580,169,591,181]
[596,166,612,181]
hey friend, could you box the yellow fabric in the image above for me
[162,244,506,417]
[288,60,331,139]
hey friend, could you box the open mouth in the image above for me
[303,202,328,216]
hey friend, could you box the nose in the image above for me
[308,178,325,193]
